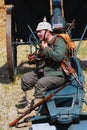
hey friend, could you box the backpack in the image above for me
[53,33,77,58]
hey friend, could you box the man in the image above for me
[19,18,67,110]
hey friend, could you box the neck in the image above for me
[46,33,53,43]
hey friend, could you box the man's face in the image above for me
[37,30,46,41]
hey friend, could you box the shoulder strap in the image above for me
[52,36,58,45]
[52,34,67,46]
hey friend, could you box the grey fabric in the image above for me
[21,71,65,98]
[21,71,38,91]
[21,35,66,98]
[34,75,65,98]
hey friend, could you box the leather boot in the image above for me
[15,96,28,109]
[16,89,34,108]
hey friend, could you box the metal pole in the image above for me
[75,25,87,56]
[27,25,38,42]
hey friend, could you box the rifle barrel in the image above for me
[72,73,85,92]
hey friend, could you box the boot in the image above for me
[17,104,30,114]
[17,98,43,115]
[16,89,34,108]
[15,96,28,109]
[17,99,34,114]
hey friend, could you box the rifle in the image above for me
[61,59,85,91]
[9,82,70,127]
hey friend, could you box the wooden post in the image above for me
[50,0,53,16]
[61,0,64,17]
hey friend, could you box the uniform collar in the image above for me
[48,35,57,45]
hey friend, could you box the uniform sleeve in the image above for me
[43,38,66,62]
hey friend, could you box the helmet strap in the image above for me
[43,30,47,41]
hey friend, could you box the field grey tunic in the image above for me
[21,35,66,98]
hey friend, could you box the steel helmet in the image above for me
[36,17,53,32]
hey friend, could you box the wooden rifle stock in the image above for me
[61,60,84,91]
[61,60,75,75]
[9,82,69,127]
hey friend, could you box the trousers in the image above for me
[21,71,65,98]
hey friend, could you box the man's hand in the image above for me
[27,54,35,61]
[40,41,48,50]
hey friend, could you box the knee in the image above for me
[21,74,26,84]
[21,74,27,91]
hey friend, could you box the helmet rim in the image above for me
[36,21,53,32]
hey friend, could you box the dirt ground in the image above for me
[0,1,87,130]
[0,1,34,130]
